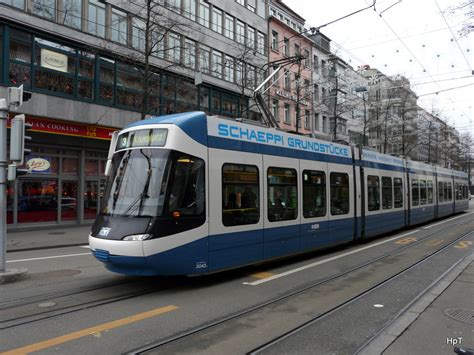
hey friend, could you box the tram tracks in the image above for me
[125,217,474,354]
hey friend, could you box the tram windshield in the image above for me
[101,149,205,217]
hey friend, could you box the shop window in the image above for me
[162,98,175,114]
[303,170,326,218]
[24,155,59,174]
[62,157,79,175]
[85,159,99,176]
[222,163,259,227]
[18,180,58,223]
[32,0,55,20]
[61,181,78,221]
[381,177,393,209]
[412,179,419,206]
[221,94,238,118]
[394,177,403,208]
[7,182,14,224]
[60,0,82,29]
[330,172,349,215]
[367,175,380,211]
[267,167,297,222]
[199,87,210,111]
[34,69,74,95]
[9,63,31,87]
[211,91,220,114]
[99,57,115,103]
[84,181,98,219]
[117,64,143,109]
[10,37,31,64]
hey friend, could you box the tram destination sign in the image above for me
[117,128,168,149]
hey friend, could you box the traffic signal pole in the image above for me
[0,98,8,273]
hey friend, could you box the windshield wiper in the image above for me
[123,150,153,216]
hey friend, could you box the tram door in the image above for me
[263,155,301,259]
[208,149,264,271]
[327,163,355,243]
[299,160,330,249]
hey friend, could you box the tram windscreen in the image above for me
[101,149,205,218]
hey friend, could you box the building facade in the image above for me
[2,0,268,228]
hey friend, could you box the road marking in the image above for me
[243,229,420,286]
[454,241,473,249]
[395,237,417,245]
[79,245,90,249]
[251,272,275,279]
[425,239,445,247]
[1,305,178,355]
[7,253,91,263]
[422,211,474,230]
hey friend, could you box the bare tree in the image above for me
[446,0,474,37]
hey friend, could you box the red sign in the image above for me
[7,115,117,140]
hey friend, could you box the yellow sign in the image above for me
[41,48,68,72]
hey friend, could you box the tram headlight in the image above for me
[122,234,152,241]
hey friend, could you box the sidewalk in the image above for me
[6,225,92,252]
[362,253,474,354]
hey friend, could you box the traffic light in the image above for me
[8,114,32,181]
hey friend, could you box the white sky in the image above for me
[286,0,474,140]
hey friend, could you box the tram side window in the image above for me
[419,180,427,205]
[222,164,259,226]
[367,175,380,211]
[438,181,444,203]
[330,172,350,215]
[447,182,453,201]
[456,183,462,201]
[394,178,403,208]
[303,170,326,218]
[167,154,205,216]
[427,181,433,204]
[267,167,297,222]
[412,179,419,206]
[382,177,393,210]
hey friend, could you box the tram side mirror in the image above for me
[105,131,119,176]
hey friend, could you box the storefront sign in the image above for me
[27,157,51,173]
[41,48,68,73]
[7,116,117,140]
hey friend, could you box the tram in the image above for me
[89,112,470,275]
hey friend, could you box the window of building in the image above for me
[98,57,115,103]
[272,100,279,121]
[152,28,166,59]
[304,110,310,129]
[284,104,290,124]
[111,8,128,45]
[314,113,319,131]
[304,79,310,94]
[199,44,210,73]
[283,37,289,56]
[235,60,243,85]
[412,179,419,206]
[313,55,319,71]
[32,0,55,20]
[212,8,223,34]
[224,55,234,82]
[222,163,259,226]
[368,175,380,211]
[303,170,326,218]
[224,14,234,40]
[168,32,181,63]
[294,43,300,56]
[60,0,82,29]
[132,18,146,52]
[271,30,278,51]
[77,52,95,100]
[246,64,255,89]
[0,0,24,9]
[267,167,297,222]
[236,20,246,45]
[236,0,244,5]
[246,0,256,12]
[419,179,427,205]
[169,0,181,12]
[199,1,210,28]
[247,26,255,49]
[9,30,32,87]
[382,176,392,209]
[184,39,196,69]
[322,116,328,133]
[87,0,106,37]
[212,50,223,79]
[330,172,349,215]
[183,0,196,20]
[304,49,310,67]
[257,32,265,55]
[284,70,290,90]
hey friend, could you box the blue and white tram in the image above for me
[89,112,470,276]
